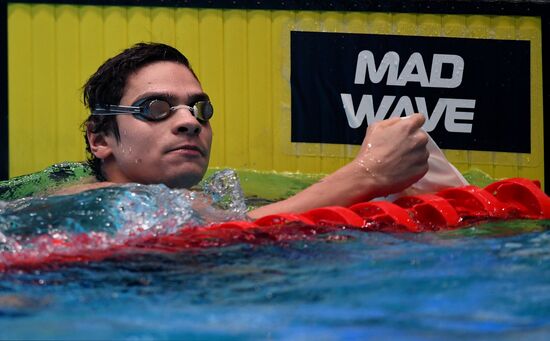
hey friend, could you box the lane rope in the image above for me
[1,178,549,270]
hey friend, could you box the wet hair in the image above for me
[82,42,198,180]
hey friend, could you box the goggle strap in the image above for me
[93,105,142,115]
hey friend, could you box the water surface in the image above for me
[0,175,549,340]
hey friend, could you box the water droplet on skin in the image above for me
[356,146,384,179]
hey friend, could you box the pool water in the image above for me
[1,223,550,340]
[0,167,549,339]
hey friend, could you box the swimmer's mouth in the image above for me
[166,145,205,156]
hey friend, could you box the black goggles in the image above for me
[92,98,214,122]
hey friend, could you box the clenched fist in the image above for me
[353,113,430,197]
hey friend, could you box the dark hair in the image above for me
[82,42,198,180]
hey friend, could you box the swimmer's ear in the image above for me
[87,131,113,159]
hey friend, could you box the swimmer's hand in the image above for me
[248,114,429,219]
[352,113,430,198]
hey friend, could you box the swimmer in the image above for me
[63,43,429,219]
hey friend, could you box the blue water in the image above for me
[0,179,550,339]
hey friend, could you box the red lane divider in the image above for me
[1,178,549,271]
[437,186,514,219]
[349,201,420,232]
[301,206,365,227]
[255,213,316,226]
[394,194,461,229]
[485,178,550,219]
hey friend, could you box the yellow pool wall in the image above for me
[6,4,545,185]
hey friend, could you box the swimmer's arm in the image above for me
[247,163,380,219]
[247,114,430,220]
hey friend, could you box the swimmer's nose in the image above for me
[170,106,202,136]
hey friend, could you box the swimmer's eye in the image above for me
[132,98,173,121]
[190,101,214,122]
[92,98,214,123]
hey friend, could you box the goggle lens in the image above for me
[137,99,214,122]
[144,99,172,120]
[193,101,214,121]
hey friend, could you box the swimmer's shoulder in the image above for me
[47,177,116,196]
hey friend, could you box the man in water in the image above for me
[71,42,429,219]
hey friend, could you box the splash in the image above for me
[0,170,249,262]
[201,169,248,214]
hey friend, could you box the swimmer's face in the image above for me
[89,61,212,188]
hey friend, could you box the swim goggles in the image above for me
[92,98,214,122]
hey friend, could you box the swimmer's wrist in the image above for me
[329,162,384,203]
